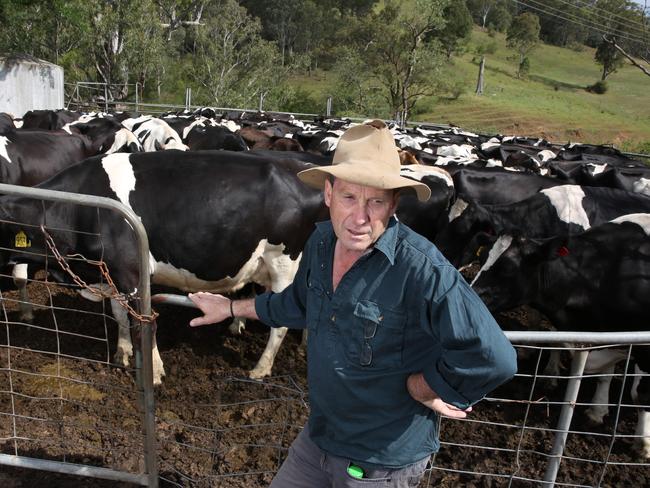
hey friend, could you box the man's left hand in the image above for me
[406,373,472,419]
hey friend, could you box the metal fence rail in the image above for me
[0,183,157,486]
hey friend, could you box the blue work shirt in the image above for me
[255,217,517,468]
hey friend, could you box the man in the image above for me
[188,120,517,487]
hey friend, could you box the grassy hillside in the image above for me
[293,27,650,152]
[428,29,650,150]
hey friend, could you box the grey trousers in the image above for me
[270,426,430,488]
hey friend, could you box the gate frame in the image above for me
[0,182,158,487]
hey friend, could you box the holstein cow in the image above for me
[21,109,81,130]
[0,113,16,134]
[447,166,565,206]
[63,116,143,154]
[122,116,188,151]
[470,214,650,457]
[0,130,96,186]
[435,185,650,268]
[0,150,328,383]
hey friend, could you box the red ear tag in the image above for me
[557,246,570,257]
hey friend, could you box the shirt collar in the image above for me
[315,216,399,266]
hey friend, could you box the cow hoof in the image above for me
[114,349,132,368]
[19,313,34,323]
[153,370,165,386]
[585,407,607,425]
[249,365,271,380]
[228,317,246,335]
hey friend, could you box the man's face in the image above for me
[324,178,398,253]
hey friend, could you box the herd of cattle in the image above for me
[1,108,650,456]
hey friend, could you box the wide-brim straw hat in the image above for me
[297,120,431,202]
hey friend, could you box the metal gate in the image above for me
[0,183,158,486]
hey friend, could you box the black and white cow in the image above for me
[435,185,650,268]
[122,116,188,151]
[0,150,329,384]
[0,113,16,134]
[63,116,143,154]
[448,166,565,206]
[0,130,96,186]
[21,109,81,130]
[470,214,650,457]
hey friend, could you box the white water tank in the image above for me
[0,54,64,117]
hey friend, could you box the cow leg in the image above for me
[149,321,165,385]
[636,410,650,459]
[248,250,300,379]
[13,264,33,322]
[631,365,650,458]
[585,364,614,424]
[250,326,289,379]
[585,349,628,424]
[110,298,165,385]
[111,298,133,368]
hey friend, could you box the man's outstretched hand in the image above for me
[188,292,231,327]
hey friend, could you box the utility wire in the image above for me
[520,0,649,42]
[515,0,649,47]
[572,0,650,30]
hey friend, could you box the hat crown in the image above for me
[332,120,400,173]
[295,119,431,202]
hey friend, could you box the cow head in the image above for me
[435,201,497,268]
[471,234,565,313]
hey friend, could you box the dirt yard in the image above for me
[1,279,649,487]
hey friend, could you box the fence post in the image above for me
[326,96,332,117]
[185,87,192,111]
[542,350,589,486]
[135,82,140,114]
[104,84,109,113]
[259,93,265,112]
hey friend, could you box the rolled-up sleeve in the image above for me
[421,266,517,409]
[254,237,313,330]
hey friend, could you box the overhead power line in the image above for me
[515,0,649,47]
[520,0,649,42]
[573,0,650,31]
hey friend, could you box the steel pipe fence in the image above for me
[0,183,157,486]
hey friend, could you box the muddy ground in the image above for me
[1,278,649,487]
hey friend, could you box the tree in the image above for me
[467,0,496,28]
[337,0,448,123]
[189,0,285,108]
[506,12,540,78]
[80,0,165,100]
[429,0,473,59]
[0,0,90,64]
[595,38,625,80]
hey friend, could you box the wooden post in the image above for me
[476,56,485,95]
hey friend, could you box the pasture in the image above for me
[293,27,650,152]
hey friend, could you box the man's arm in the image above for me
[407,372,472,419]
[188,293,258,327]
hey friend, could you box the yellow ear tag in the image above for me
[15,231,31,248]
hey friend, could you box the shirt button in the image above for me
[331,314,336,322]
[320,263,325,269]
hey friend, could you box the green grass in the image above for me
[289,27,650,151]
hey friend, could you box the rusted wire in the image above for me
[41,225,158,323]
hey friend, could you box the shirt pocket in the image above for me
[345,300,406,369]
[306,278,325,334]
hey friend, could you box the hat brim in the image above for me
[297,164,431,202]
